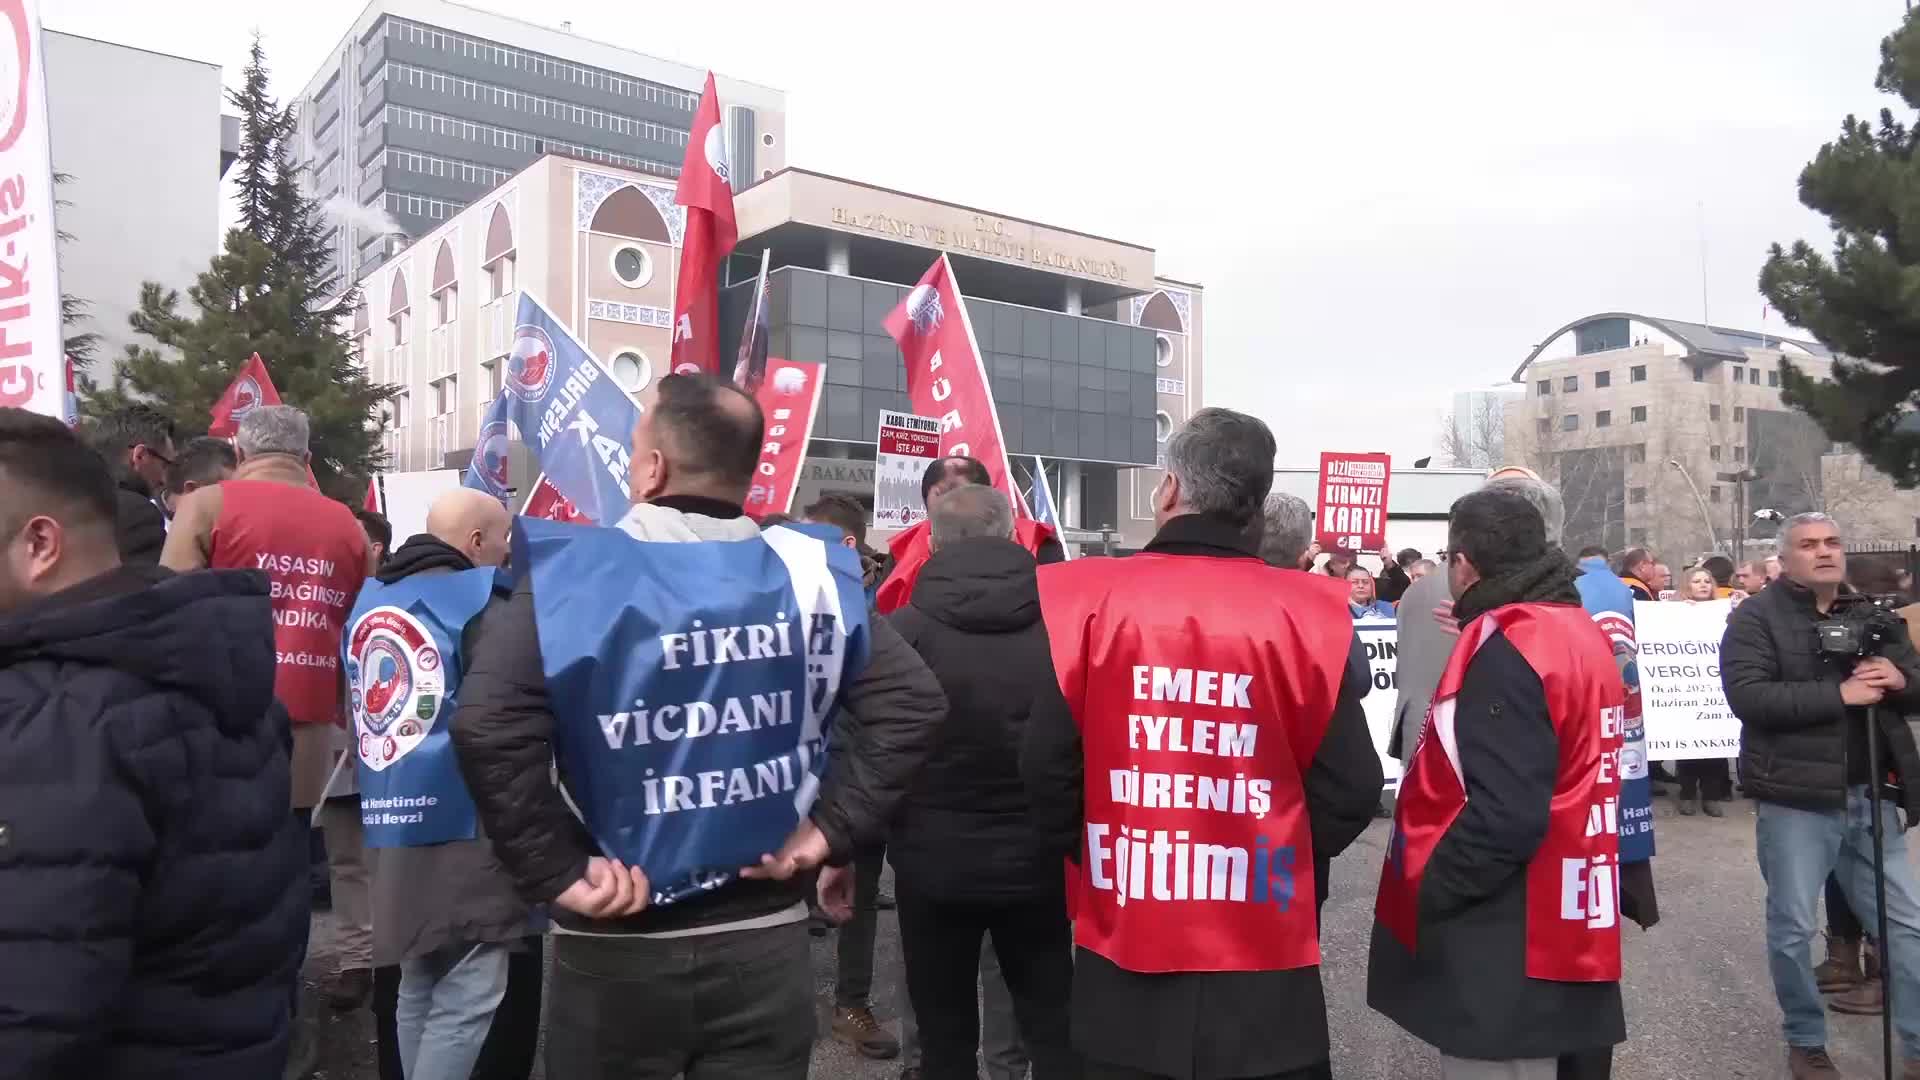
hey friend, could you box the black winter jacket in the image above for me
[888,536,1068,903]
[114,479,167,565]
[1367,624,1625,1061]
[1723,578,1920,812]
[1021,514,1383,1080]
[0,565,306,1080]
[452,495,949,936]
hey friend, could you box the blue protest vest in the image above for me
[518,517,871,906]
[1576,557,1655,863]
[343,567,497,848]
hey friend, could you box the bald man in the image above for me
[348,487,537,1080]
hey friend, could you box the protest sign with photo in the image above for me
[873,410,941,530]
[1634,599,1740,760]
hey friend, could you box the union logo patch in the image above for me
[346,606,448,773]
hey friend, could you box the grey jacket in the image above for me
[1391,571,1455,761]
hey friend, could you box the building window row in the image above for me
[386,18,699,112]
[385,191,466,222]
[382,104,681,180]
[387,62,691,147]
[387,148,513,188]
[1536,365,1651,397]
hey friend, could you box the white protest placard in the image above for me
[873,410,940,530]
[1354,618,1404,786]
[1635,599,1740,760]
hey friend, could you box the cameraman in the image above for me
[1723,512,1920,1079]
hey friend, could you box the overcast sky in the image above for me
[47,0,1909,465]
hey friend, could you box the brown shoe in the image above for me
[322,967,372,1011]
[832,1006,900,1060]
[1816,937,1864,993]
[1788,1046,1843,1078]
[1830,976,1885,1015]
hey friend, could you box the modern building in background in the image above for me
[46,31,236,373]
[292,0,786,283]
[352,157,1202,551]
[1502,311,1920,562]
[1446,384,1522,468]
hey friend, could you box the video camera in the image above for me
[1816,592,1909,660]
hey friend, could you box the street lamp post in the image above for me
[1669,459,1722,554]
[1716,468,1765,564]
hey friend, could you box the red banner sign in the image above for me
[1315,451,1392,552]
[743,358,824,521]
[884,254,1029,519]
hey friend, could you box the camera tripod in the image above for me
[1864,702,1894,1080]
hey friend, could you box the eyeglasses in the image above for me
[132,442,174,467]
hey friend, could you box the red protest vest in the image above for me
[1037,554,1352,973]
[1377,602,1625,982]
[210,480,369,726]
[877,517,1056,614]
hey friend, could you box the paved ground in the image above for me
[305,794,1909,1079]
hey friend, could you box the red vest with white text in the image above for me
[878,517,1056,614]
[211,480,369,726]
[1038,554,1352,973]
[1376,602,1624,982]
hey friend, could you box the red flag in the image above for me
[743,358,824,521]
[884,255,1029,519]
[362,476,381,514]
[208,353,283,438]
[523,474,592,524]
[670,73,740,377]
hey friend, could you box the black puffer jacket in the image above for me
[1723,578,1920,812]
[0,565,306,1080]
[114,479,167,564]
[887,536,1066,902]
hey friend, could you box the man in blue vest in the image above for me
[349,487,542,1080]
[453,373,948,1079]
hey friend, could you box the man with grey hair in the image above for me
[871,483,1076,1079]
[1256,492,1314,570]
[164,404,377,1022]
[1025,408,1382,1080]
[1724,511,1920,1078]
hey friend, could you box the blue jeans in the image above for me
[1757,788,1920,1055]
[397,941,512,1080]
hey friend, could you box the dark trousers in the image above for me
[374,937,545,1080]
[545,922,813,1080]
[896,888,1079,1080]
[836,847,885,1007]
[1676,759,1732,801]
[1830,872,1866,942]
[1084,1064,1327,1080]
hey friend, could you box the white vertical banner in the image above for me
[1353,617,1404,786]
[0,0,62,419]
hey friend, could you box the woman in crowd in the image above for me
[1673,565,1733,816]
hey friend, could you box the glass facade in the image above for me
[724,268,1159,466]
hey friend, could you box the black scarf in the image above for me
[1452,549,1583,624]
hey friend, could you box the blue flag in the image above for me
[465,390,514,504]
[518,518,871,905]
[473,294,642,525]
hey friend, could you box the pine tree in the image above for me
[53,172,99,367]
[1761,10,1920,485]
[228,35,280,243]
[81,39,391,499]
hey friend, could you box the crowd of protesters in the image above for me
[12,389,1920,1080]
